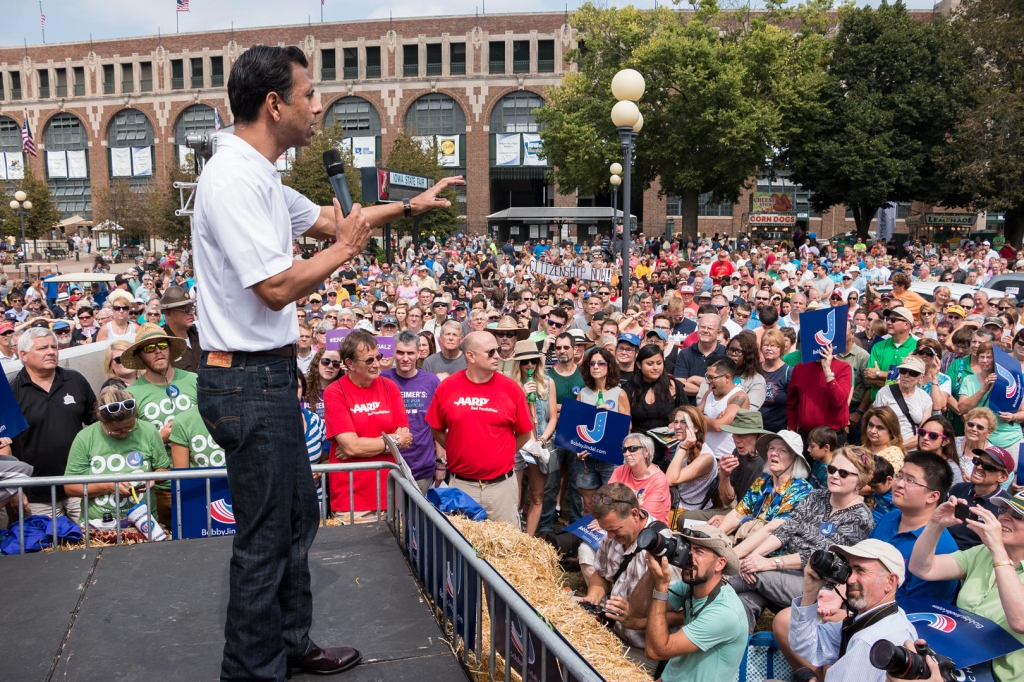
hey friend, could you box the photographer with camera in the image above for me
[909,490,1024,681]
[788,539,917,682]
[583,483,682,649]
[626,524,747,682]
[881,639,952,682]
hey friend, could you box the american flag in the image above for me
[39,2,45,30]
[22,118,37,157]
[177,0,189,12]
[213,108,222,130]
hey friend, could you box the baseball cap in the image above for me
[4,310,17,321]
[454,301,468,310]
[567,329,593,346]
[680,285,695,294]
[308,293,322,302]
[897,355,926,374]
[683,525,739,576]
[0,321,13,333]
[52,320,71,332]
[696,290,712,300]
[883,307,914,324]
[829,539,906,586]
[432,300,450,308]
[830,291,844,300]
[645,328,668,341]
[381,315,398,327]
[945,304,966,317]
[617,333,641,348]
[991,490,1024,519]
[972,446,1015,472]
[984,316,1004,328]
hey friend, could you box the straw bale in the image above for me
[448,517,650,682]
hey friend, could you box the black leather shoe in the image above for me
[287,645,361,676]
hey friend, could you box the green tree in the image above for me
[283,123,362,213]
[11,172,63,241]
[384,129,460,241]
[536,2,828,239]
[149,162,195,245]
[940,0,1024,245]
[786,1,976,240]
[92,178,155,243]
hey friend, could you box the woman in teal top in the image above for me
[64,386,171,521]
[957,342,1023,451]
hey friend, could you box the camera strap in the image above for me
[611,514,659,586]
[839,601,899,657]
[686,581,722,622]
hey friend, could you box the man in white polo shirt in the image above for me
[193,44,462,682]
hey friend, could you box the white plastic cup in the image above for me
[126,502,167,542]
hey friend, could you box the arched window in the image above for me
[174,104,216,144]
[44,113,91,217]
[107,109,154,148]
[0,116,21,152]
[404,93,466,136]
[324,96,381,137]
[489,92,544,133]
[107,109,154,185]
[0,116,24,185]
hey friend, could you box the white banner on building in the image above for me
[131,147,153,176]
[351,136,376,169]
[522,133,545,166]
[47,150,68,178]
[1,152,25,180]
[530,259,612,282]
[495,133,520,165]
[111,147,133,177]
[436,135,459,167]
[66,150,88,179]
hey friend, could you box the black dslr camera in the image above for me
[637,525,693,570]
[870,639,957,681]
[809,549,852,584]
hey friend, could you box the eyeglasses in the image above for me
[705,373,725,382]
[898,367,922,378]
[726,347,743,356]
[893,472,931,490]
[972,456,1006,474]
[917,427,946,441]
[622,445,645,454]
[140,341,170,353]
[997,505,1024,521]
[589,361,608,368]
[826,464,857,479]
[320,358,342,368]
[353,354,384,366]
[654,325,672,332]
[99,398,136,416]
[487,315,501,322]
[78,313,94,320]
[965,420,989,431]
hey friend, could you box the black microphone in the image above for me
[322,150,353,218]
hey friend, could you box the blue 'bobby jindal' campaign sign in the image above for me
[898,598,1023,670]
[553,399,631,464]
[799,306,848,364]
[0,371,28,441]
[990,345,1024,415]
[169,470,236,540]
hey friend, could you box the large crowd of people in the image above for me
[3,227,1024,682]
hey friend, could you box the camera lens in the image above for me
[869,640,930,680]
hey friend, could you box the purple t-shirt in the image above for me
[381,368,441,480]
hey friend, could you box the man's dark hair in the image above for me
[339,329,378,364]
[228,45,308,124]
[548,306,569,324]
[904,450,954,497]
[590,482,639,520]
[870,455,895,485]
[697,303,719,317]
[555,331,574,346]
[758,304,779,326]
[708,356,737,377]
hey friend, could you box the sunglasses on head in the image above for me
[595,494,634,506]
[99,398,136,416]
[972,456,1006,474]
[898,367,922,378]
[917,427,946,441]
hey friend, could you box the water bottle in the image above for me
[596,389,605,410]
[526,368,537,403]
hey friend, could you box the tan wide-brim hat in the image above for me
[685,524,740,576]
[159,285,193,310]
[512,339,542,361]
[485,315,530,341]
[119,323,187,370]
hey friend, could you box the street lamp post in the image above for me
[609,163,622,239]
[9,190,32,279]
[610,68,645,306]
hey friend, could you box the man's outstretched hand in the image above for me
[410,176,465,215]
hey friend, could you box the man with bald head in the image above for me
[426,331,534,525]
[673,313,726,405]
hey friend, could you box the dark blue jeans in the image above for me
[198,353,319,682]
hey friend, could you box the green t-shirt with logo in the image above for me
[169,407,225,468]
[65,420,171,520]
[129,369,198,489]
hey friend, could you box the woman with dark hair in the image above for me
[723,331,766,410]
[417,331,436,369]
[303,347,342,421]
[625,344,687,467]
[297,371,326,505]
[916,415,964,484]
[862,405,907,473]
[574,346,630,514]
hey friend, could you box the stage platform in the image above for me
[1,523,469,682]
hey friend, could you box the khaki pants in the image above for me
[451,473,520,527]
[25,498,82,524]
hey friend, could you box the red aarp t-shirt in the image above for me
[425,370,534,480]
[324,375,409,512]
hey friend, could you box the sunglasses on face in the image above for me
[589,361,608,368]
[997,505,1024,521]
[917,427,946,440]
[144,311,161,317]
[320,358,342,368]
[78,313,94,320]
[972,456,1006,474]
[898,367,922,378]
[99,398,136,416]
[478,348,500,358]
[353,354,384,366]
[140,341,170,353]
[622,445,645,454]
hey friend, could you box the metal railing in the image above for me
[104,82,115,94]
[343,66,358,80]
[426,63,442,76]
[538,59,555,73]
[171,77,184,90]
[366,64,381,78]
[403,63,419,77]
[513,60,530,74]
[2,462,402,554]
[140,79,153,92]
[450,61,466,75]
[39,86,50,99]
[122,80,134,93]
[211,74,224,87]
[191,76,204,89]
[56,84,68,97]
[74,83,85,96]
[321,67,336,81]
[489,60,505,74]
[388,474,604,681]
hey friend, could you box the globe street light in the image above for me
[610,68,645,304]
[10,190,32,278]
[609,165,622,237]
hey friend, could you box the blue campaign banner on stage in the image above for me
[563,515,606,551]
[169,469,236,540]
[990,346,1024,415]
[799,306,847,364]
[0,371,28,442]
[898,599,1024,669]
[553,399,630,465]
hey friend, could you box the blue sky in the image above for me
[2,1,941,48]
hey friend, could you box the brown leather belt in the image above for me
[451,470,514,485]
